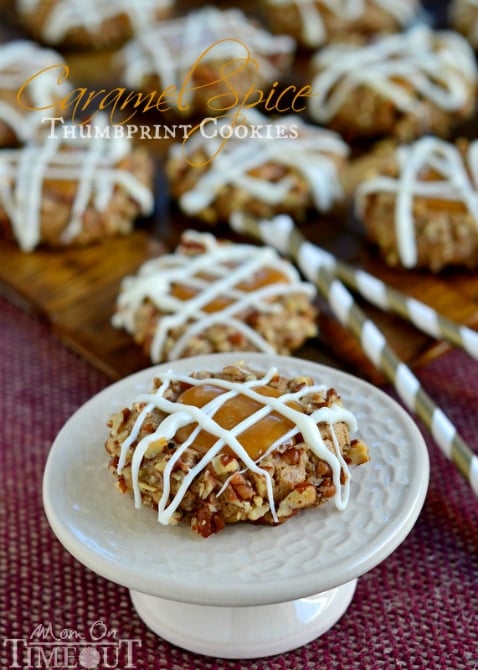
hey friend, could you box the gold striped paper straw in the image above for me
[310,245,478,361]
[234,213,478,359]
[230,213,478,496]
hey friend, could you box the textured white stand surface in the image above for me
[130,580,357,659]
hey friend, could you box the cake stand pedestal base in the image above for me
[130,579,357,659]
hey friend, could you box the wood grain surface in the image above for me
[0,0,477,383]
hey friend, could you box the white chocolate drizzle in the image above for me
[0,40,70,143]
[355,136,478,268]
[112,230,317,362]
[119,6,295,103]
[169,108,349,215]
[0,115,154,251]
[18,0,173,43]
[309,25,477,124]
[117,366,358,525]
[266,0,418,47]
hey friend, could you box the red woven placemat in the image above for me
[1,295,477,670]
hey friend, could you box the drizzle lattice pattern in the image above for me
[265,0,418,46]
[18,0,173,41]
[120,6,295,91]
[118,367,356,525]
[113,231,316,362]
[0,117,154,251]
[170,109,349,216]
[0,41,70,143]
[356,136,478,267]
[309,25,477,123]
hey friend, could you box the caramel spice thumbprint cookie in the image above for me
[0,40,70,147]
[308,25,477,142]
[117,6,295,119]
[112,230,318,362]
[0,117,154,251]
[165,109,349,225]
[16,0,174,50]
[262,0,420,49]
[355,136,478,272]
[105,362,370,537]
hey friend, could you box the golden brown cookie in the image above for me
[263,0,419,49]
[16,0,173,50]
[165,109,349,224]
[105,361,370,537]
[112,230,318,362]
[0,40,69,147]
[355,136,478,271]
[0,117,155,251]
[308,25,477,142]
[118,6,295,118]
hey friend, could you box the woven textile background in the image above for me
[1,295,477,670]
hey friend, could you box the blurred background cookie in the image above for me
[0,40,70,146]
[166,109,349,224]
[355,136,478,271]
[112,230,318,362]
[117,6,295,119]
[0,115,155,251]
[307,24,477,142]
[16,0,174,50]
[262,0,420,49]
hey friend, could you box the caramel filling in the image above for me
[171,266,289,313]
[175,383,303,460]
[416,167,468,213]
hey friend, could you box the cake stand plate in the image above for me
[130,580,358,659]
[43,353,429,659]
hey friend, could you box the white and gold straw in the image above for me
[230,213,478,496]
[307,246,478,360]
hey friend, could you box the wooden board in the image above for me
[1,0,478,383]
[2,172,478,383]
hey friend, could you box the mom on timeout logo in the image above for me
[3,620,141,669]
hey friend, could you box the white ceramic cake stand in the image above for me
[43,353,429,659]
